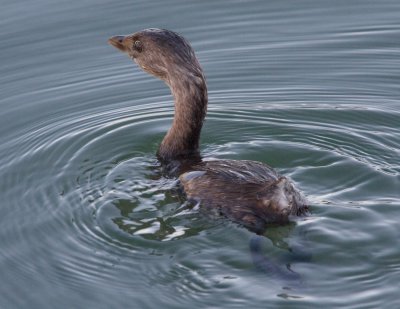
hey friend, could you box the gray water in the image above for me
[1,0,400,308]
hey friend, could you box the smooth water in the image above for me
[1,0,399,308]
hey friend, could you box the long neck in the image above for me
[157,71,207,162]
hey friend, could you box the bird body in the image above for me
[180,159,307,232]
[108,28,308,233]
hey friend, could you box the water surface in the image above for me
[1,0,400,308]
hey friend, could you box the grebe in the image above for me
[108,28,308,233]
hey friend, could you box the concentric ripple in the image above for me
[2,84,399,306]
[1,0,400,307]
[1,78,400,308]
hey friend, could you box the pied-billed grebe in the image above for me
[109,28,308,233]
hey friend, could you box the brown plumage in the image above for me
[109,28,308,233]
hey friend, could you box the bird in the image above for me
[108,28,308,234]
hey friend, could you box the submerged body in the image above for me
[109,28,308,233]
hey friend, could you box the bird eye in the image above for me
[134,40,143,52]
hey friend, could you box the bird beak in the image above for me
[108,35,128,52]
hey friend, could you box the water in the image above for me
[1,0,399,308]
